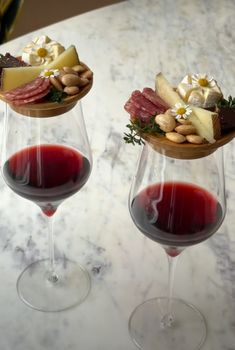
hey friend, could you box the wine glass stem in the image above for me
[46,215,59,283]
[161,253,179,328]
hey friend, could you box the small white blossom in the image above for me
[191,74,216,88]
[171,103,192,120]
[40,69,60,78]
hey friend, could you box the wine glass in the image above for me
[1,101,92,312]
[128,142,226,350]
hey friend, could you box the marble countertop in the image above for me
[0,0,235,349]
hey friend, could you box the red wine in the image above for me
[3,144,91,215]
[130,182,224,247]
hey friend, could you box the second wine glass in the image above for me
[128,142,226,350]
[1,101,92,312]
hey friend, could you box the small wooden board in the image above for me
[143,132,235,159]
[0,62,93,117]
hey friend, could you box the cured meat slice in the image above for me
[0,53,27,80]
[142,87,169,112]
[131,90,158,116]
[12,86,51,106]
[4,77,45,99]
[12,78,50,100]
[137,109,152,122]
[125,97,153,122]
[4,77,52,105]
[124,99,139,116]
[124,87,170,123]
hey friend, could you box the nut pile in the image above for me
[50,65,93,96]
[155,109,204,144]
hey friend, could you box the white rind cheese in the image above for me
[177,74,223,108]
[22,35,65,66]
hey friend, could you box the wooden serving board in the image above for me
[0,62,93,118]
[143,131,235,159]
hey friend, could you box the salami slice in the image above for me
[124,99,139,116]
[12,86,51,106]
[131,90,158,116]
[125,95,153,122]
[138,109,152,123]
[142,87,169,112]
[4,77,45,99]
[124,87,171,123]
[12,78,50,100]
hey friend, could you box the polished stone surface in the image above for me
[0,0,234,349]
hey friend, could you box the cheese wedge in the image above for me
[192,106,220,141]
[155,73,185,106]
[155,73,220,143]
[46,45,80,70]
[1,45,80,92]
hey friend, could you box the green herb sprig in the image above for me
[124,116,164,146]
[217,95,235,108]
[47,87,67,103]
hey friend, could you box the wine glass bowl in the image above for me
[128,142,226,349]
[1,101,92,312]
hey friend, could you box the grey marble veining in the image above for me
[0,0,235,349]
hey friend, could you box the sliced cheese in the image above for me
[1,66,43,91]
[192,106,220,142]
[155,72,219,143]
[155,73,185,106]
[46,45,80,70]
[1,45,80,92]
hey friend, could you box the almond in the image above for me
[166,132,186,143]
[186,135,204,144]
[64,86,80,95]
[50,77,63,91]
[155,114,176,132]
[63,66,78,75]
[175,125,197,135]
[61,74,81,87]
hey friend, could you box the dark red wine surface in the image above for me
[3,144,91,205]
[130,182,223,247]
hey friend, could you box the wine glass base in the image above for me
[17,258,91,312]
[129,297,207,350]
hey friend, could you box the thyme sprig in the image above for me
[47,87,67,103]
[217,95,235,108]
[123,116,164,146]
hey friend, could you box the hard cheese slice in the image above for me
[192,106,220,141]
[46,45,80,70]
[155,73,184,107]
[1,66,43,91]
[1,45,80,92]
[155,73,220,143]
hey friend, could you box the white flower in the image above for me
[40,69,60,78]
[191,74,216,88]
[171,103,192,120]
[33,44,52,58]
